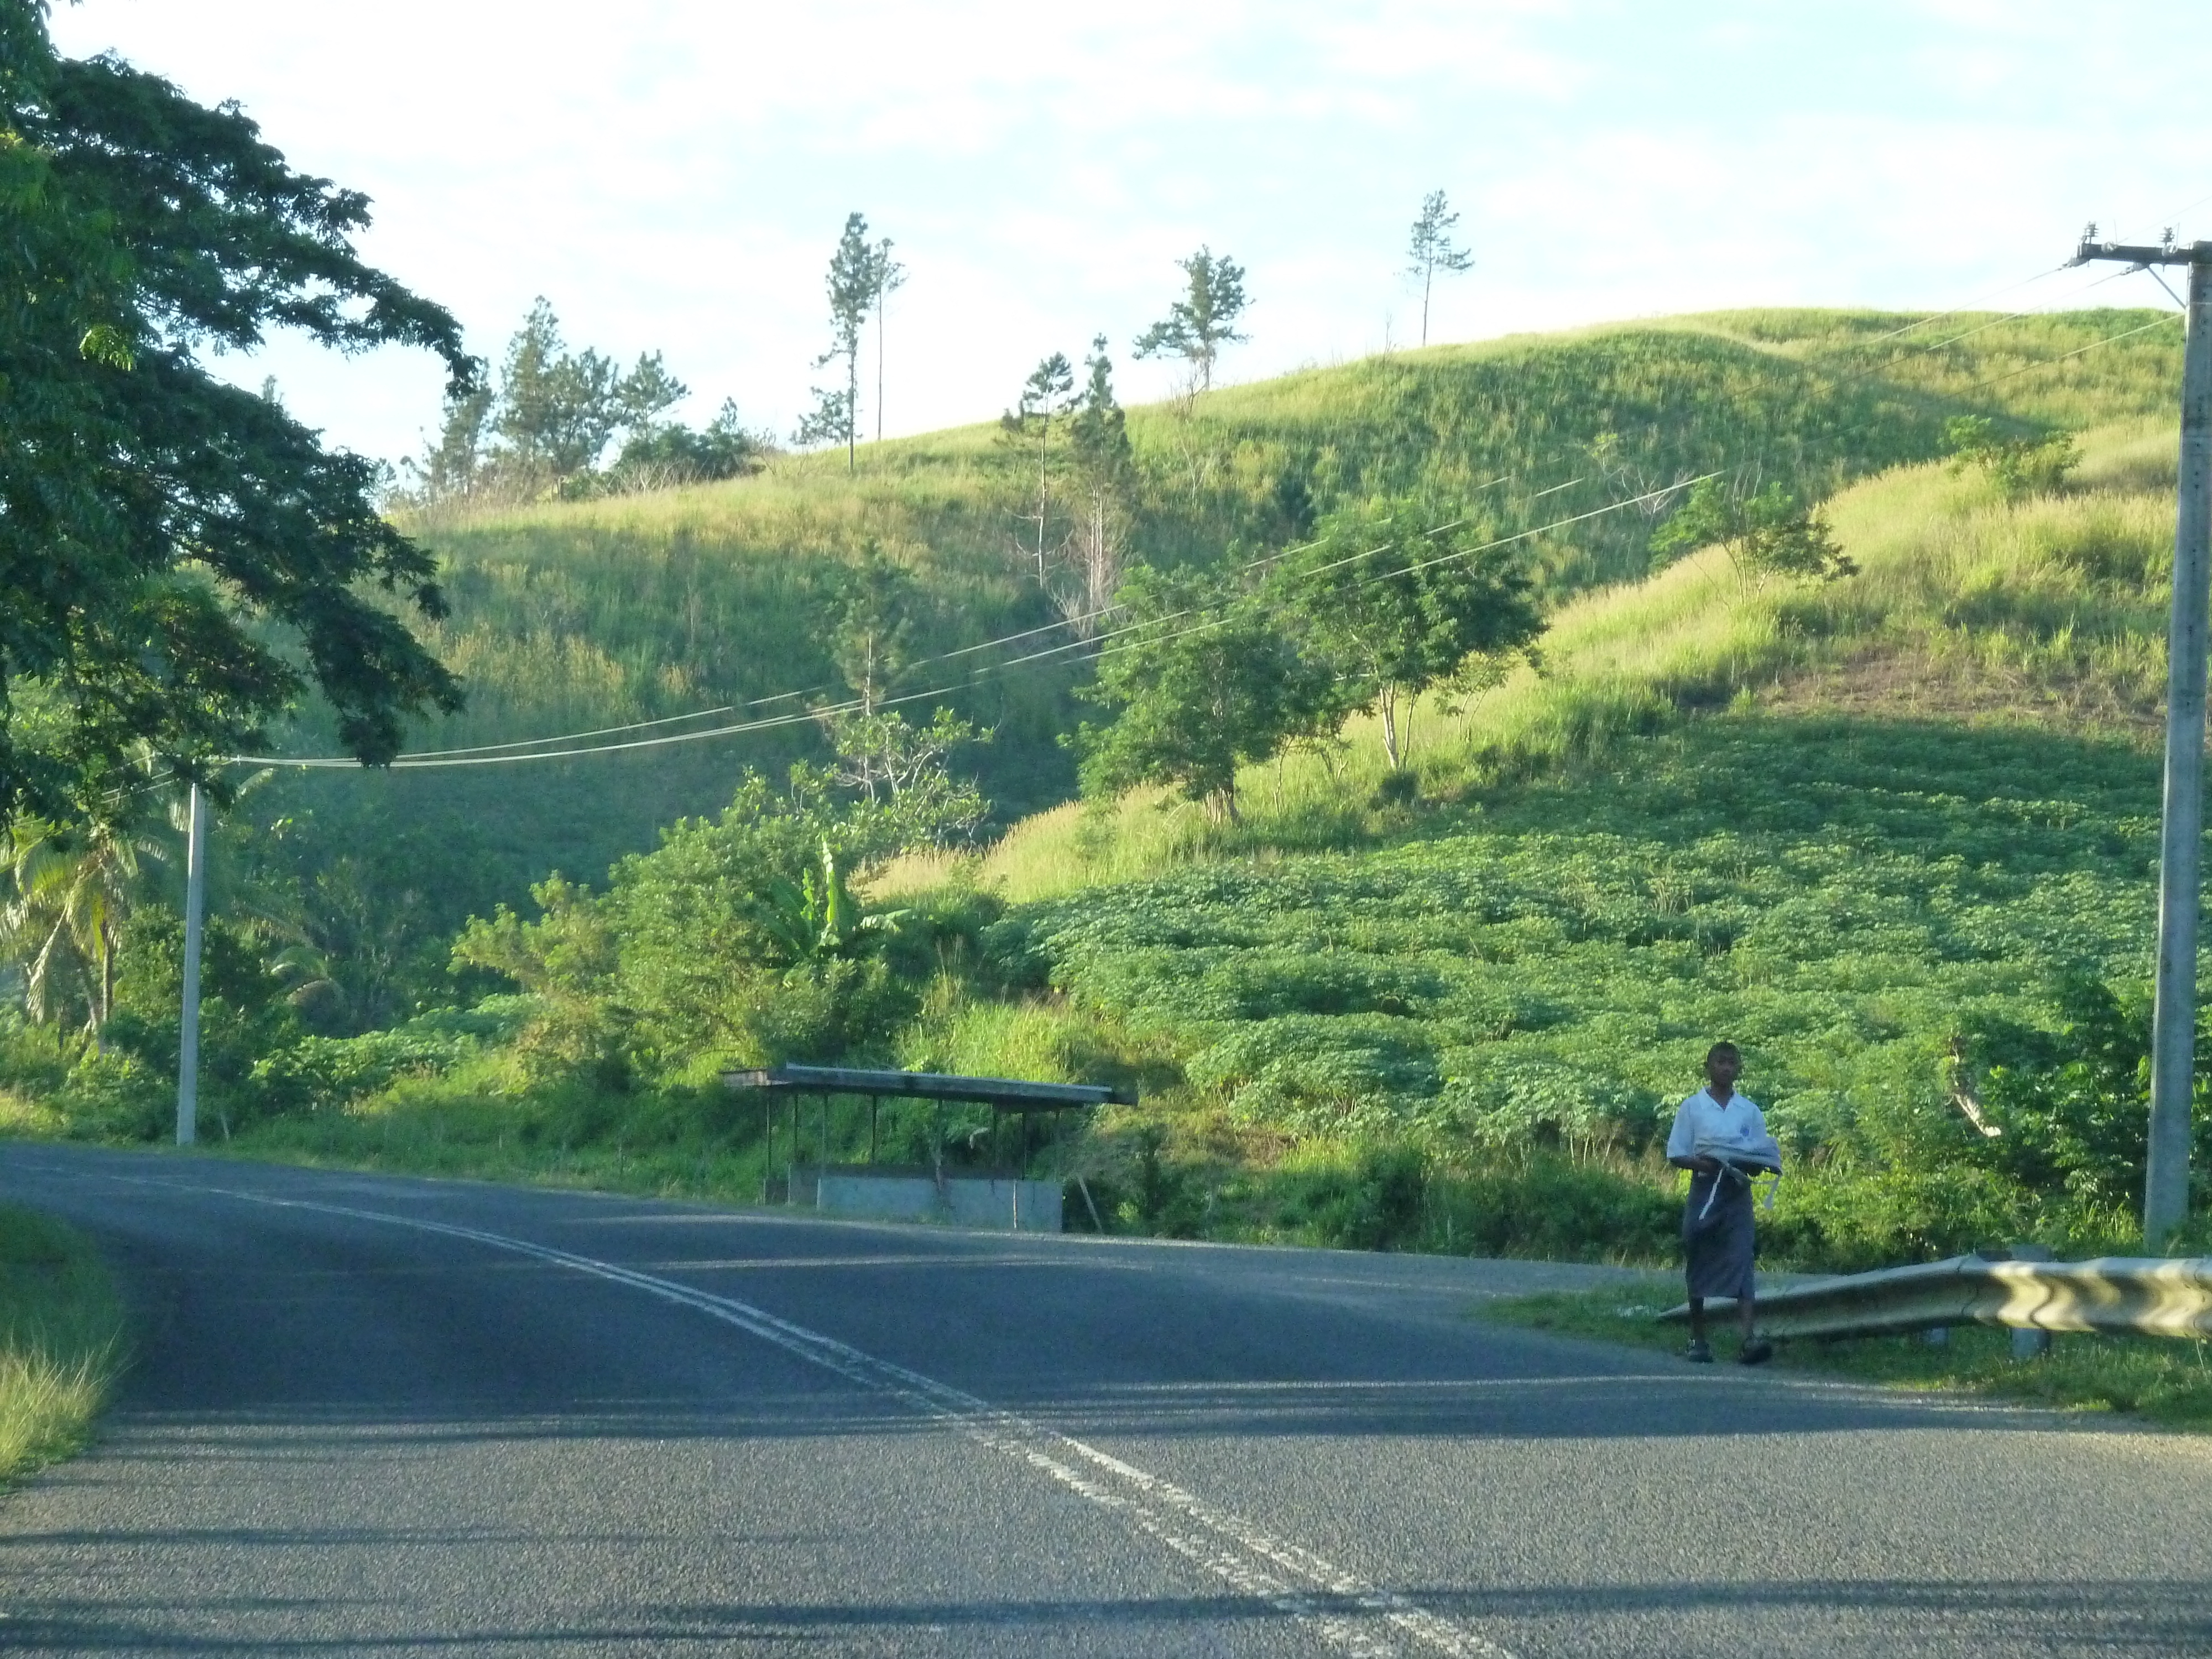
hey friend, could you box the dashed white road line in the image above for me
[201,1183,1519,1659]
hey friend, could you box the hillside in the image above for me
[32,400,2184,1270]
[814,414,2189,1264]
[232,306,2183,983]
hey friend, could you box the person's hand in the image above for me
[1692,1155,1721,1174]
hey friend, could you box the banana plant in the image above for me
[760,839,908,968]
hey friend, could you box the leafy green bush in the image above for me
[248,999,534,1117]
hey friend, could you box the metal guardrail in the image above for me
[1660,1253,2212,1342]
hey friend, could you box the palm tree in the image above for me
[0,816,164,1042]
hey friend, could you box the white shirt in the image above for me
[1666,1089,1771,1162]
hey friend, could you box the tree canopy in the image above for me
[402,298,760,504]
[1266,496,1542,770]
[1133,247,1249,396]
[1074,566,1330,823]
[1650,477,1856,585]
[1,7,472,824]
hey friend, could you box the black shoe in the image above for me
[1684,1339,1713,1363]
[1739,1338,1773,1366]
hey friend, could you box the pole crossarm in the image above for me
[2072,237,2212,268]
[721,1063,1134,1112]
[1659,1253,2212,1342]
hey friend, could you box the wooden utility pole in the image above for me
[2073,230,2212,1244]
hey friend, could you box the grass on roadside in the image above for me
[1480,1282,2212,1430]
[0,1204,127,1489]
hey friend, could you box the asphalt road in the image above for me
[2,1144,2209,1657]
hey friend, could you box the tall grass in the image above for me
[0,1204,126,1489]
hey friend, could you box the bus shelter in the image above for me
[721,1063,1135,1231]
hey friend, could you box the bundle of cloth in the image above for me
[1683,1125,1783,1304]
[1691,1127,1783,1222]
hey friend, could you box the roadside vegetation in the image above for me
[0,1206,127,1488]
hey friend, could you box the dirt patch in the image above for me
[1752,643,2162,742]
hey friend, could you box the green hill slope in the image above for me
[868,415,2197,1262]
[237,307,2182,1009]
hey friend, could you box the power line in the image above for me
[231,473,1533,770]
[1848,260,2079,349]
[1948,313,2183,397]
[1897,263,2142,356]
[232,478,1696,773]
[1824,262,2152,394]
[392,688,816,761]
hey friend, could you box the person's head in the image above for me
[1704,1041,1741,1090]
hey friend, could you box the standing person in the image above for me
[1666,1041,1779,1365]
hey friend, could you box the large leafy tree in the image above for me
[1,6,472,826]
[1266,497,1542,771]
[1075,567,1329,823]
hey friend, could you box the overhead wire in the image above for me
[1945,312,2183,397]
[1848,260,2079,349]
[1817,260,2154,399]
[231,473,1529,769]
[232,477,1691,771]
[389,687,816,761]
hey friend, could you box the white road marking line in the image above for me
[204,1185,1518,1659]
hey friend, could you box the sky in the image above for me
[46,0,2212,469]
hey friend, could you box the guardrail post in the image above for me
[2010,1244,2054,1358]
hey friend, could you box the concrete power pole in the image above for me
[176,782,207,1146]
[2072,230,2212,1244]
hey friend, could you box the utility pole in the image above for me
[2073,228,2212,1245]
[176,782,207,1146]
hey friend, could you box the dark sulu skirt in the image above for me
[1683,1171,1757,1301]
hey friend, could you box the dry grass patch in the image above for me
[0,1203,127,1490]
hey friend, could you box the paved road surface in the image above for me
[2,1143,2208,1657]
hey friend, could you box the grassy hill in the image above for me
[234,306,2183,969]
[13,302,2200,1271]
[109,401,2197,1267]
[849,413,2198,1264]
